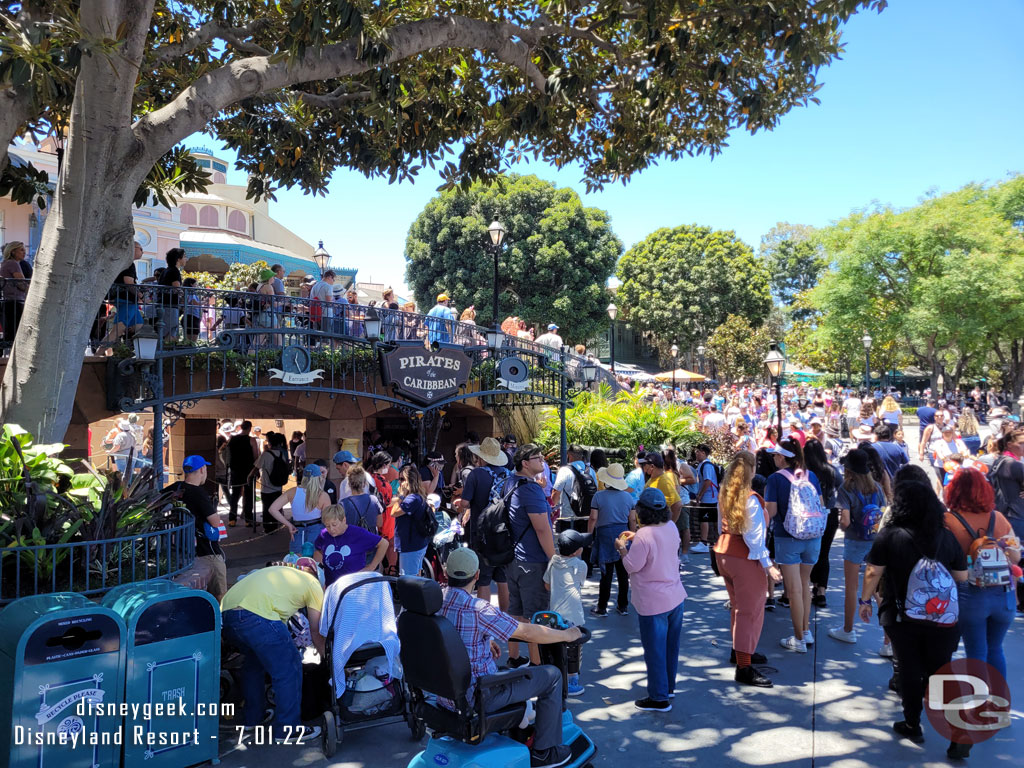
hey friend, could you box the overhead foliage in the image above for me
[404,174,621,341]
[758,222,826,319]
[616,224,772,361]
[705,314,774,382]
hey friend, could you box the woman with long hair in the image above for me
[861,444,894,504]
[715,452,782,687]
[391,465,431,576]
[827,448,886,643]
[876,395,903,427]
[268,464,331,554]
[859,466,967,747]
[734,419,758,454]
[943,469,1019,699]
[759,425,779,450]
[956,407,982,456]
[805,440,843,608]
[764,437,824,653]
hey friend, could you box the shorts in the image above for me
[114,300,143,327]
[675,505,691,532]
[198,553,227,598]
[476,562,507,587]
[507,561,548,618]
[774,535,821,566]
[693,503,717,523]
[182,313,200,336]
[843,536,873,564]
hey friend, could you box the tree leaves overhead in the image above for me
[404,173,621,342]
[759,222,826,319]
[706,313,778,383]
[616,224,772,360]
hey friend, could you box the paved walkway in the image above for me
[213,523,1022,767]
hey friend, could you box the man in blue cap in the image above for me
[165,455,227,598]
[332,450,358,502]
[535,323,564,351]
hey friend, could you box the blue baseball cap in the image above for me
[333,450,357,464]
[637,487,667,511]
[547,323,559,331]
[303,464,323,478]
[182,455,211,473]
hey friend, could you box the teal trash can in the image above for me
[0,592,126,768]
[103,580,221,766]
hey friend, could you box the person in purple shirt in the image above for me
[313,505,388,586]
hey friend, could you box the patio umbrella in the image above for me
[653,368,706,382]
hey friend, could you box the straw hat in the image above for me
[468,437,507,467]
[597,463,629,491]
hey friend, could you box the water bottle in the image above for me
[302,541,314,558]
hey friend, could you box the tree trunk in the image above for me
[0,1,151,441]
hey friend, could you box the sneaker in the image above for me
[812,593,827,608]
[828,626,858,644]
[779,636,807,653]
[615,606,629,616]
[567,680,585,696]
[589,607,608,618]
[778,595,791,607]
[735,665,774,688]
[678,554,689,564]
[507,656,530,669]
[878,640,893,658]
[634,697,672,712]
[274,724,321,744]
[764,597,776,612]
[946,741,972,759]
[690,542,710,553]
[892,720,924,744]
[802,630,814,646]
[730,650,768,665]
[228,520,237,527]
[530,744,573,768]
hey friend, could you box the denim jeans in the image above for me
[222,608,302,727]
[637,600,685,701]
[399,546,427,576]
[290,522,323,555]
[957,584,1015,680]
[480,665,563,750]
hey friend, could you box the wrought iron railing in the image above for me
[0,510,195,604]
[105,284,619,409]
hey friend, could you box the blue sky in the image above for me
[205,0,1023,292]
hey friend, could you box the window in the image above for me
[199,205,218,227]
[227,210,247,233]
[213,161,227,173]
[179,204,197,225]
[195,158,211,168]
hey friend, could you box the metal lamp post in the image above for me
[488,220,506,339]
[764,342,786,436]
[862,331,873,392]
[132,323,164,487]
[312,240,330,277]
[607,302,617,373]
[697,343,705,392]
[670,343,679,397]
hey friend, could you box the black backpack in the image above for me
[474,477,529,567]
[268,449,291,487]
[411,496,440,539]
[698,459,724,488]
[568,465,598,517]
[988,455,1013,514]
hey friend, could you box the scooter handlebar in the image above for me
[574,626,591,645]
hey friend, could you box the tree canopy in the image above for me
[799,176,1024,393]
[758,222,825,319]
[0,0,886,441]
[404,174,620,341]
[616,224,771,360]
[705,313,777,382]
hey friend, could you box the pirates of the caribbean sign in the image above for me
[381,346,472,406]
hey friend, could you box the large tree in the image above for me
[704,314,773,382]
[405,174,620,341]
[758,222,825,320]
[805,176,1024,393]
[616,224,771,360]
[0,0,886,441]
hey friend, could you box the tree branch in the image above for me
[0,87,34,172]
[134,15,551,165]
[300,87,372,109]
[152,19,271,65]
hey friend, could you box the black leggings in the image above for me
[597,560,629,612]
[810,508,840,590]
[887,621,960,727]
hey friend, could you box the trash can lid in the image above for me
[0,593,112,659]
[101,579,186,620]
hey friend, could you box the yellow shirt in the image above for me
[220,566,323,622]
[646,472,681,507]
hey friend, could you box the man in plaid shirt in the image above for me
[440,548,582,768]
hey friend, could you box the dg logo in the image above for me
[497,357,530,391]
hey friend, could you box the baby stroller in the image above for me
[318,571,425,757]
[422,495,464,585]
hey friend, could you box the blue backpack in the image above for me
[850,489,883,541]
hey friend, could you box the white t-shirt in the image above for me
[703,412,727,431]
[553,465,577,519]
[843,397,862,418]
[535,332,563,349]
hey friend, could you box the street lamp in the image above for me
[607,302,617,374]
[487,220,506,328]
[363,305,381,340]
[862,331,873,393]
[697,343,705,391]
[312,240,330,277]
[764,341,786,436]
[670,343,679,396]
